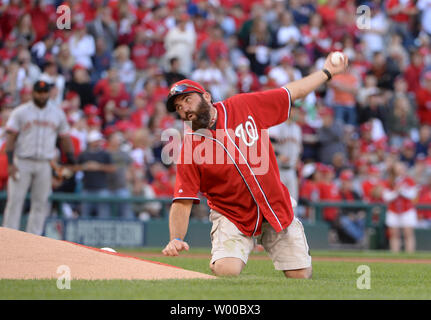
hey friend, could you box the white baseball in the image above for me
[101,247,117,253]
[331,52,344,66]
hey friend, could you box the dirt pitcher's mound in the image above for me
[0,227,216,280]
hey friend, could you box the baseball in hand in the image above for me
[330,52,344,66]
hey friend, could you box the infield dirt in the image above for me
[0,227,215,280]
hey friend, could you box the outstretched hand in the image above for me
[323,52,349,77]
[162,238,190,256]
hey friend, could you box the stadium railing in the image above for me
[1,191,431,225]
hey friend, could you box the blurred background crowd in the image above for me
[1,0,431,240]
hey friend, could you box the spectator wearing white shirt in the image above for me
[268,55,302,87]
[15,49,41,91]
[360,3,389,60]
[39,61,66,108]
[417,0,431,36]
[277,11,301,49]
[68,21,96,69]
[112,45,136,92]
[191,59,225,102]
[269,108,302,201]
[164,13,196,76]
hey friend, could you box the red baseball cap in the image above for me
[340,169,354,181]
[73,64,87,72]
[103,125,117,137]
[65,91,79,100]
[166,79,206,112]
[116,120,136,132]
[402,139,415,149]
[368,165,380,175]
[83,104,99,116]
[87,116,102,126]
[360,122,372,132]
[319,107,334,117]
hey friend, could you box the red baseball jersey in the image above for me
[173,88,293,237]
[362,179,385,203]
[317,181,341,221]
[418,185,431,220]
[383,177,416,214]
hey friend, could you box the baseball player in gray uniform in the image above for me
[3,80,75,235]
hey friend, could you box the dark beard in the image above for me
[188,96,211,131]
[33,97,48,108]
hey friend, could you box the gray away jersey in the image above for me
[6,101,70,160]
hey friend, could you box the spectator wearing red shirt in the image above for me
[417,169,431,227]
[326,9,356,44]
[0,0,25,39]
[415,71,431,126]
[383,161,418,253]
[317,0,339,27]
[0,104,14,191]
[130,92,155,128]
[404,50,425,93]
[93,68,125,102]
[0,141,8,191]
[0,34,18,64]
[151,170,174,197]
[131,25,151,72]
[205,25,229,64]
[193,14,211,54]
[29,0,54,42]
[358,122,375,154]
[236,57,260,93]
[385,0,418,48]
[98,77,131,123]
[301,13,332,60]
[317,164,341,224]
[143,4,169,58]
[298,163,320,219]
[362,165,385,203]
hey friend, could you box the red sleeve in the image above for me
[172,138,201,204]
[385,0,396,10]
[226,87,292,129]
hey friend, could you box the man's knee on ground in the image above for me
[284,266,312,279]
[210,257,245,277]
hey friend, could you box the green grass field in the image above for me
[1,249,431,300]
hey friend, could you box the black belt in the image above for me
[17,156,50,161]
[280,165,293,170]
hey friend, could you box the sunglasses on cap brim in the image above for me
[168,83,204,99]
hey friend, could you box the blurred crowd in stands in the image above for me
[1,0,431,239]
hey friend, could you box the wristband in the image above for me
[6,150,14,165]
[322,69,332,81]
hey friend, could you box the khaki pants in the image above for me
[3,158,52,235]
[209,210,312,270]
